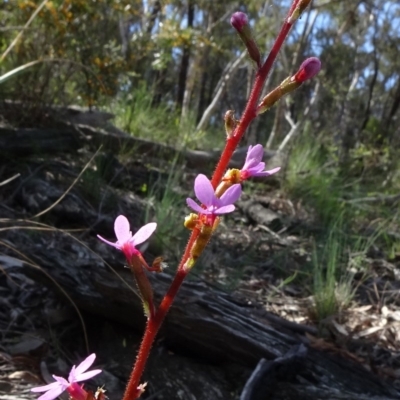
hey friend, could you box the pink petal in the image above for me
[97,235,120,249]
[37,385,65,400]
[220,184,242,206]
[131,222,157,246]
[194,174,215,206]
[243,144,263,170]
[253,167,281,177]
[186,198,209,214]
[52,375,69,387]
[248,144,263,160]
[31,382,61,393]
[75,369,102,382]
[214,204,235,214]
[114,215,132,243]
[71,354,96,379]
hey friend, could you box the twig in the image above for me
[32,147,101,218]
[0,173,20,187]
[0,0,49,63]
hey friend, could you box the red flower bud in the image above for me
[294,57,321,83]
[230,12,248,32]
[230,12,261,68]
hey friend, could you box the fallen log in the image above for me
[0,125,279,172]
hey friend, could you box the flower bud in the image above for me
[184,213,198,230]
[224,110,237,138]
[151,256,165,272]
[129,256,155,318]
[293,57,321,83]
[230,11,248,31]
[230,12,261,68]
[257,58,320,115]
[187,224,213,270]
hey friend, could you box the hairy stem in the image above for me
[122,1,302,398]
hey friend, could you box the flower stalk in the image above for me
[123,0,318,400]
[121,1,316,399]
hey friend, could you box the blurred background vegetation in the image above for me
[1,0,400,322]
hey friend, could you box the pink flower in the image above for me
[31,354,102,400]
[97,215,157,260]
[240,144,281,180]
[293,57,321,83]
[187,174,241,216]
[230,11,248,32]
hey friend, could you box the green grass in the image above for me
[283,133,396,323]
[107,83,225,150]
[312,225,346,322]
[310,215,384,324]
[285,135,345,226]
[143,159,186,260]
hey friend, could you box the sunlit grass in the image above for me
[108,83,225,150]
[143,158,186,260]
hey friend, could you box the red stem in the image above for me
[122,2,301,398]
[122,229,199,400]
[211,3,298,187]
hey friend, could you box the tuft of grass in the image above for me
[312,227,344,322]
[311,216,382,324]
[285,135,345,226]
[111,83,179,145]
[144,160,186,260]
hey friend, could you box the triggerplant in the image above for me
[31,1,320,399]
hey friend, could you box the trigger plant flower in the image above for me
[216,144,280,197]
[31,354,102,400]
[98,215,158,318]
[97,215,157,261]
[240,144,281,180]
[186,174,242,225]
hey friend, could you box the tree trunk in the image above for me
[176,0,194,110]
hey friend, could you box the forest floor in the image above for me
[1,116,400,399]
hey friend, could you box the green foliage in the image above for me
[311,218,376,323]
[285,131,396,323]
[144,162,186,259]
[2,0,142,105]
[285,133,345,226]
[109,83,225,149]
[111,84,180,145]
[312,230,342,322]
